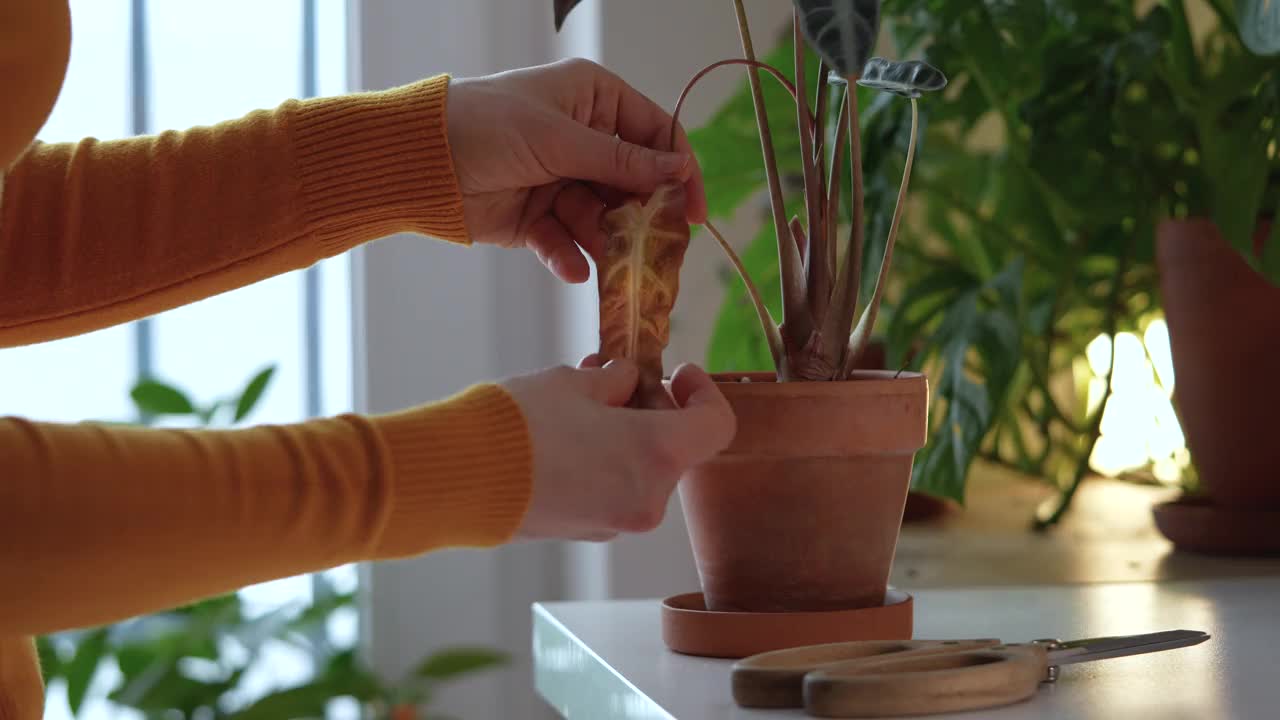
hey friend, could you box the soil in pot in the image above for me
[678,370,929,614]
[1155,218,1280,552]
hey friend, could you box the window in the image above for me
[5,2,357,718]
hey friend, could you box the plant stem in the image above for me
[668,58,802,151]
[848,81,866,328]
[795,10,829,327]
[704,220,785,372]
[813,59,830,172]
[1202,0,1240,38]
[825,88,848,286]
[1023,341,1087,436]
[842,96,917,377]
[1033,238,1132,530]
[1165,0,1203,89]
[731,0,809,368]
[819,79,865,372]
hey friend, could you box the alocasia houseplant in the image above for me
[554,0,947,393]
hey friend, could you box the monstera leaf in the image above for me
[793,0,881,76]
[553,0,585,31]
[1238,0,1280,55]
[857,57,948,98]
[598,183,691,409]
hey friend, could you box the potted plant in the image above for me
[555,0,947,613]
[889,0,1280,539]
[694,0,1280,535]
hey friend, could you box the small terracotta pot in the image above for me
[678,370,929,613]
[846,339,951,523]
[1157,218,1280,508]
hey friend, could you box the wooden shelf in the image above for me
[891,463,1280,588]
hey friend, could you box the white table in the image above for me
[532,576,1280,719]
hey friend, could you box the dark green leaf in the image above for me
[285,592,356,634]
[1265,216,1280,281]
[1201,107,1270,274]
[319,649,383,699]
[552,0,585,31]
[234,366,276,422]
[225,681,336,720]
[36,636,63,682]
[793,0,881,77]
[857,57,947,98]
[65,628,109,715]
[414,647,508,681]
[1238,0,1280,55]
[112,668,241,713]
[908,260,1024,503]
[130,380,195,415]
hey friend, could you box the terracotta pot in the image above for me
[846,340,952,523]
[678,370,929,613]
[1156,218,1280,508]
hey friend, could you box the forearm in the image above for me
[0,383,530,636]
[0,75,468,348]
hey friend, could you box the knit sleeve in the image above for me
[0,75,470,347]
[0,383,532,636]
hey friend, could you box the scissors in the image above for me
[730,629,1210,717]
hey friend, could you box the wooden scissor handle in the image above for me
[803,643,1050,718]
[731,639,1002,709]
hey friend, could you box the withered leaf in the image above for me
[597,182,691,409]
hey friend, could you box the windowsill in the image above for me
[891,462,1280,589]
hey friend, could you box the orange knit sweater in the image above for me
[0,3,533,718]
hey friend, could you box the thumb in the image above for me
[572,358,639,407]
[645,364,736,465]
[566,127,692,195]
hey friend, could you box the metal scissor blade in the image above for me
[1048,629,1210,665]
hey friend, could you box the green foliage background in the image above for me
[691,0,1280,522]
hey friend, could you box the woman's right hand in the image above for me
[501,355,735,542]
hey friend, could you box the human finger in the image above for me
[554,123,692,195]
[553,182,608,262]
[641,363,736,465]
[526,215,591,283]
[595,68,708,224]
[569,358,639,406]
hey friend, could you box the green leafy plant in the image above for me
[556,0,946,383]
[693,0,1280,525]
[39,367,507,718]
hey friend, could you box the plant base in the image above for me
[1152,498,1280,557]
[660,589,913,659]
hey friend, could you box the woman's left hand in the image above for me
[445,58,707,283]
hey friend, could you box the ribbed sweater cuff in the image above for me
[369,384,532,556]
[293,74,470,253]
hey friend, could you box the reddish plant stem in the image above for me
[731,0,810,373]
[667,58,800,151]
[825,90,849,282]
[795,11,828,326]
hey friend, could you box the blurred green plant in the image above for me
[694,1,1280,526]
[37,367,506,719]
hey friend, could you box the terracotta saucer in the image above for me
[1153,498,1280,556]
[661,589,913,659]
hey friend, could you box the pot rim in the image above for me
[708,369,923,383]
[703,370,927,401]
